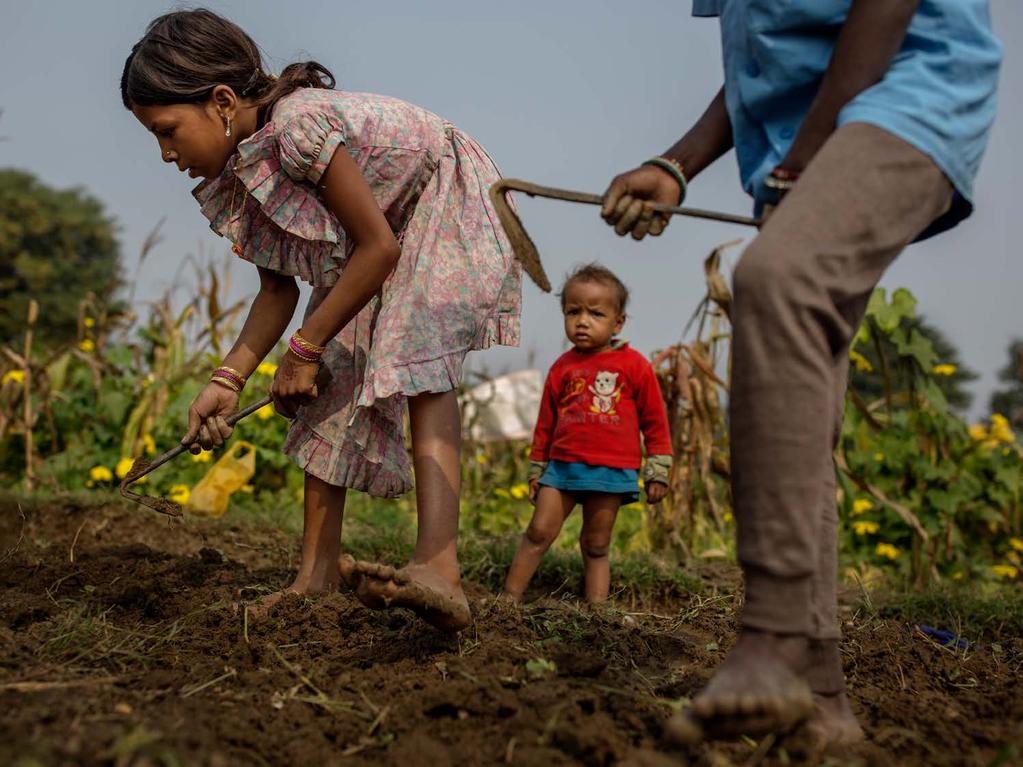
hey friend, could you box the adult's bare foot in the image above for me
[340,557,471,632]
[790,692,864,752]
[664,629,814,745]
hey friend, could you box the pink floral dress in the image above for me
[192,88,521,496]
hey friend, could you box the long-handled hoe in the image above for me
[119,395,272,517]
[489,178,761,292]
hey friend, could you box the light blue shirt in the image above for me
[693,0,1002,235]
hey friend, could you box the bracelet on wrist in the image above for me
[288,330,325,362]
[764,165,801,192]
[211,366,246,391]
[210,374,242,393]
[641,156,687,205]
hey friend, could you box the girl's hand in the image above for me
[182,383,240,453]
[601,165,681,240]
[645,481,668,504]
[271,352,322,419]
[528,478,541,506]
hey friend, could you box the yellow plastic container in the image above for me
[185,440,256,518]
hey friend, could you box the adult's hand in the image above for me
[600,165,682,241]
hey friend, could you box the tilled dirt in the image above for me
[0,497,1020,766]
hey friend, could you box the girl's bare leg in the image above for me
[579,492,620,602]
[344,390,472,630]
[502,486,576,601]
[249,473,345,617]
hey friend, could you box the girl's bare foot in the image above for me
[339,556,470,632]
[243,569,341,621]
[664,629,814,745]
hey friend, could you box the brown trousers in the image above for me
[730,123,952,650]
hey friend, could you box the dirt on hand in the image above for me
[0,497,1020,766]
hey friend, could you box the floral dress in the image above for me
[192,88,521,496]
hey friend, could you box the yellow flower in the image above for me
[510,483,529,500]
[989,414,1015,444]
[83,317,95,328]
[191,449,213,463]
[851,499,873,516]
[142,433,156,456]
[931,364,956,376]
[256,403,275,421]
[240,484,254,494]
[723,512,734,523]
[875,543,900,560]
[257,362,278,377]
[493,488,511,499]
[951,571,964,581]
[873,452,885,462]
[89,465,113,483]
[1009,538,1023,553]
[475,454,487,465]
[853,521,880,536]
[79,339,95,353]
[992,564,1018,580]
[849,349,873,373]
[1,369,26,385]
[169,485,191,504]
[969,424,989,442]
[115,457,135,479]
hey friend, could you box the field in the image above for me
[2,495,1020,767]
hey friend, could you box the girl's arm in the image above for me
[527,373,559,504]
[271,147,401,417]
[181,267,299,450]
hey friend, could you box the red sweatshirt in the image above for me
[530,343,672,469]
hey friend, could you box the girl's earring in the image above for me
[225,115,233,138]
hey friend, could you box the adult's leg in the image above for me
[502,486,577,601]
[579,493,621,602]
[667,122,952,744]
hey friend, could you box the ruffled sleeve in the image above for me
[191,114,350,288]
[277,111,347,185]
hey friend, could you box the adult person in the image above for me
[601,0,1001,748]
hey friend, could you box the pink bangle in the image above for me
[212,367,246,389]
[288,336,322,362]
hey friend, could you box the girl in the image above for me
[121,9,520,631]
[502,264,671,603]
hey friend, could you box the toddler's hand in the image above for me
[271,352,323,419]
[601,165,680,240]
[528,478,540,506]
[182,383,239,453]
[645,481,668,504]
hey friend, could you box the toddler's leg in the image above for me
[248,473,345,618]
[346,390,471,631]
[579,493,620,602]
[502,486,576,601]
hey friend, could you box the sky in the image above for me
[1,1,1020,419]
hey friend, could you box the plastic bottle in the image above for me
[186,440,256,517]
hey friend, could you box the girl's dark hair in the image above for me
[560,263,630,314]
[120,8,335,120]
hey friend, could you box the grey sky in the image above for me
[2,1,1020,419]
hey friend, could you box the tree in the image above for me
[850,313,978,413]
[0,169,122,346]
[990,339,1023,427]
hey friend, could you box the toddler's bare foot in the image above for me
[341,558,471,632]
[498,590,523,603]
[664,629,814,745]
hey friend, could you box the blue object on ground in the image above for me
[916,624,969,649]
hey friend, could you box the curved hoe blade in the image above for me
[489,178,552,293]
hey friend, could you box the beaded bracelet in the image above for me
[641,156,687,205]
[764,166,801,192]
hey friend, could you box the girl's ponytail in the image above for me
[122,9,336,122]
[254,61,336,117]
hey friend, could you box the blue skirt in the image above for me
[539,459,640,504]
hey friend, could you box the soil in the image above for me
[1,497,1020,766]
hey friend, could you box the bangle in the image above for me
[292,330,326,354]
[211,366,246,390]
[288,330,325,362]
[210,375,241,393]
[641,156,687,205]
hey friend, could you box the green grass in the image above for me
[867,588,1023,642]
